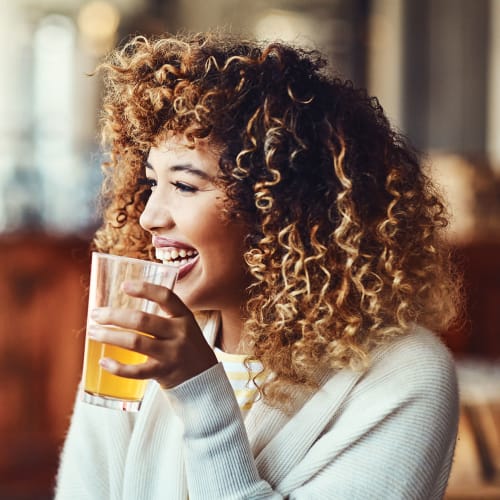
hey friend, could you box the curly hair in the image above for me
[94,31,461,407]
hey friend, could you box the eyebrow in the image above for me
[145,161,213,181]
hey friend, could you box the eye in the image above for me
[171,181,198,194]
[139,177,157,190]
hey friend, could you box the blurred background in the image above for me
[0,0,499,498]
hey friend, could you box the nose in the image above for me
[139,190,174,234]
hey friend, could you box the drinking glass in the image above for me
[81,252,177,411]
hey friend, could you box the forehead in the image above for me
[147,135,221,176]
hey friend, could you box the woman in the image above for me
[56,32,460,499]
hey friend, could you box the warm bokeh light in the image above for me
[254,9,316,45]
[77,0,120,55]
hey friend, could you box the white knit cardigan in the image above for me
[55,315,459,499]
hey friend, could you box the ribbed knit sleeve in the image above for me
[166,362,282,499]
[55,388,137,500]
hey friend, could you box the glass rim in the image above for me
[91,251,178,272]
[81,390,143,412]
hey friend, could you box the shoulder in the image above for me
[350,326,459,412]
[316,326,460,452]
[370,325,457,382]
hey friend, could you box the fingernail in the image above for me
[99,358,117,371]
[91,308,103,320]
[87,325,99,339]
[123,281,140,293]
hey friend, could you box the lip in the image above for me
[176,256,199,280]
[153,235,196,250]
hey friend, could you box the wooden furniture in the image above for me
[0,234,90,499]
[443,243,500,359]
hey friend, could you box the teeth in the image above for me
[165,259,183,267]
[155,247,198,265]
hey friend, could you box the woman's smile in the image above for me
[153,235,200,279]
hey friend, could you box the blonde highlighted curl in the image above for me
[94,32,461,408]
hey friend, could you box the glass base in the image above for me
[81,390,142,412]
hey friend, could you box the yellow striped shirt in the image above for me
[214,348,265,418]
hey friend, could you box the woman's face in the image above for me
[139,135,249,314]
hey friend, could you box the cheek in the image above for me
[182,206,229,243]
[199,223,247,269]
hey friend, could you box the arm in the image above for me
[166,363,282,499]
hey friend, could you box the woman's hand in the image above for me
[87,279,218,389]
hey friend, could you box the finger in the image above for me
[90,307,175,340]
[88,325,159,354]
[122,280,188,318]
[99,356,175,382]
[99,357,158,380]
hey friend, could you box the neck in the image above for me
[217,308,244,354]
